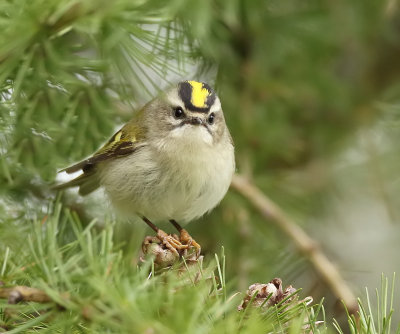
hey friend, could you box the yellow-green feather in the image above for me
[55,111,146,194]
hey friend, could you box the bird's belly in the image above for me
[99,144,234,223]
[145,171,227,223]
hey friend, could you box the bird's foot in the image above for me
[141,229,201,268]
[179,229,201,258]
[156,229,189,256]
[141,235,180,268]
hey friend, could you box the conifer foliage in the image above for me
[1,0,400,332]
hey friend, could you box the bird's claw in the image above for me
[157,229,189,256]
[179,229,201,258]
[141,228,201,268]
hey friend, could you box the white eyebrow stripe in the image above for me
[209,98,221,113]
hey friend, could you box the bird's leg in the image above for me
[142,217,189,256]
[169,220,201,256]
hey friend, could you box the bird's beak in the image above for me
[189,117,203,125]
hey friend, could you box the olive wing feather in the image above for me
[55,120,145,195]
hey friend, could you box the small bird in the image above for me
[56,80,235,255]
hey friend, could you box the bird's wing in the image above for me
[55,114,146,195]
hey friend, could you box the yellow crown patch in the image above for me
[188,80,210,109]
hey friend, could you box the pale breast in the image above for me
[99,137,235,223]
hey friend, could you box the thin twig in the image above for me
[0,285,105,321]
[0,286,52,304]
[231,173,358,314]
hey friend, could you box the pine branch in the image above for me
[230,173,359,314]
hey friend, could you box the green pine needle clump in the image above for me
[334,274,399,334]
[0,203,323,333]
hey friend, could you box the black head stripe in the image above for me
[203,82,216,108]
[178,81,216,113]
[178,81,193,110]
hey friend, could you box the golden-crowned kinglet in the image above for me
[57,80,235,255]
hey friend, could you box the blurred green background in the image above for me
[1,0,400,326]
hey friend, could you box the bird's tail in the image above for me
[53,170,100,196]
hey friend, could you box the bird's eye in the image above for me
[174,106,185,119]
[207,113,215,124]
